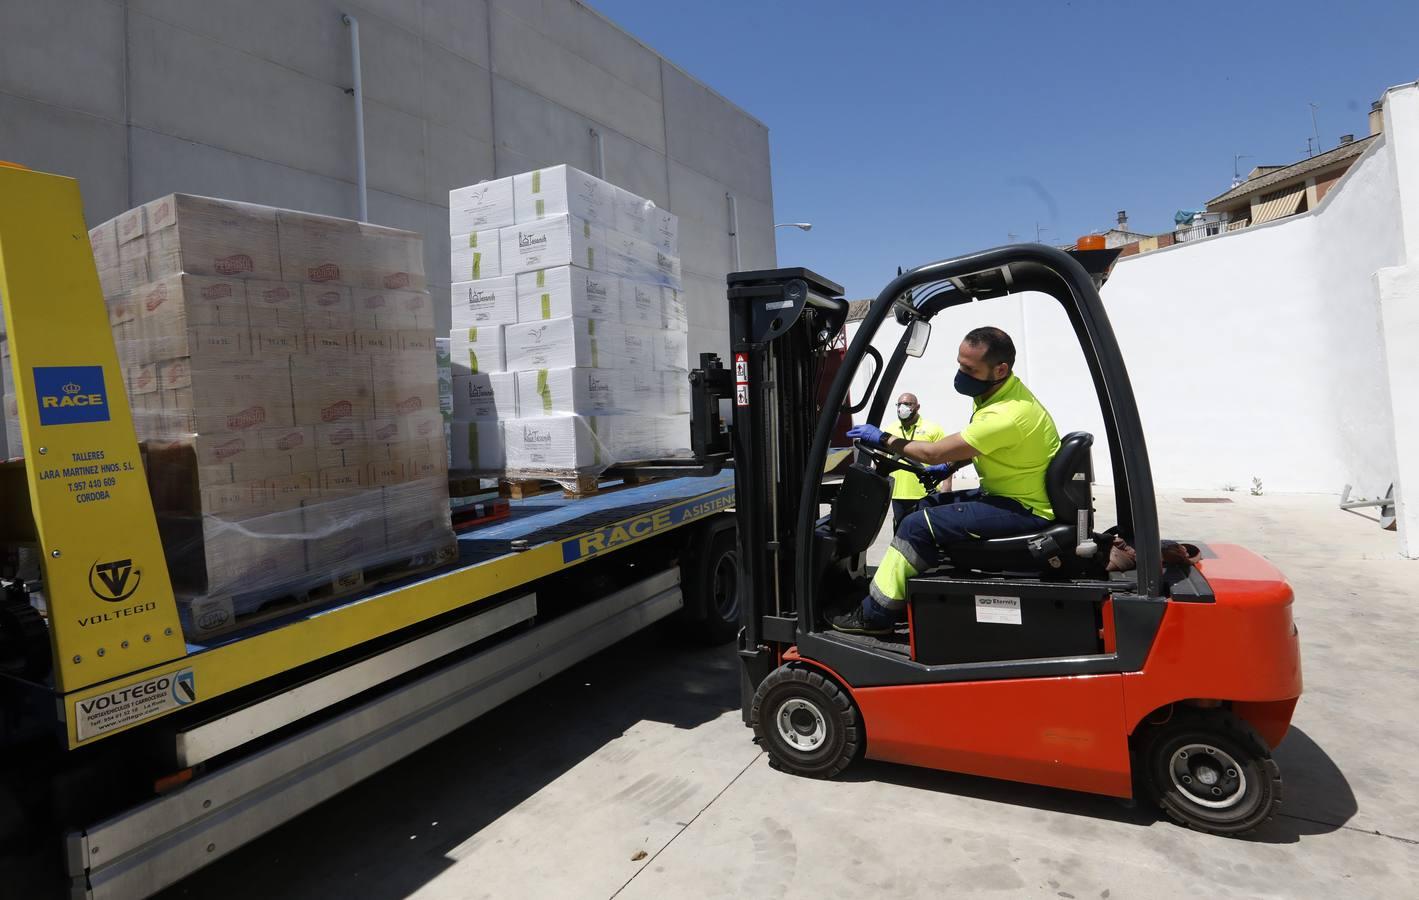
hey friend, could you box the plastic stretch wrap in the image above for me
[2,340,18,458]
[84,196,452,638]
[446,166,686,488]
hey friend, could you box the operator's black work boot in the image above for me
[830,604,895,637]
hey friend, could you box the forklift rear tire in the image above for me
[751,664,860,778]
[1140,710,1281,835]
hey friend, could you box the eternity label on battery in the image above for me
[975,595,1022,625]
[74,667,196,741]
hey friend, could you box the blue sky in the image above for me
[593,0,1419,299]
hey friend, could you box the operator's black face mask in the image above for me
[954,368,1006,397]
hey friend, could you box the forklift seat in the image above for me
[941,431,1095,575]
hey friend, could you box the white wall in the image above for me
[851,83,1419,554]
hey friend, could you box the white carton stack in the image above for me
[84,194,455,638]
[444,165,690,486]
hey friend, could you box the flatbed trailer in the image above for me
[0,165,739,898]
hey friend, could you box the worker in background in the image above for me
[834,326,1060,635]
[884,392,947,533]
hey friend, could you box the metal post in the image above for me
[341,13,368,222]
[590,127,605,179]
[727,192,740,270]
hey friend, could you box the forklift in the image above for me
[719,247,1303,835]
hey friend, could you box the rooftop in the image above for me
[1206,135,1376,209]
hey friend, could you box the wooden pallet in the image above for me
[498,470,661,500]
[181,538,459,640]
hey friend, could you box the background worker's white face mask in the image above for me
[897,404,915,420]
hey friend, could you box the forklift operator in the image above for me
[835,326,1062,635]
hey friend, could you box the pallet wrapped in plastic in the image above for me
[84,196,454,640]
[446,166,686,493]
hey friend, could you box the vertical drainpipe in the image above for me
[341,13,368,222]
[590,128,606,179]
[727,192,741,271]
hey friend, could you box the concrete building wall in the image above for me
[850,83,1419,555]
[0,0,772,365]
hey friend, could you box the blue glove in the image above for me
[924,463,954,477]
[846,423,885,448]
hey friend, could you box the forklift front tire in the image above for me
[1140,710,1281,836]
[751,664,860,778]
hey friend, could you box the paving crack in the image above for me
[609,752,765,898]
[1276,812,1419,845]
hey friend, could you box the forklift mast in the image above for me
[725,268,847,714]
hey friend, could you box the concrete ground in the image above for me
[158,490,1418,900]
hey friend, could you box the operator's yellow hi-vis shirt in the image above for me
[884,415,947,500]
[960,374,1061,520]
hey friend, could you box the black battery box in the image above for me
[908,578,1104,665]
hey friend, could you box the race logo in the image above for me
[384,272,411,289]
[33,366,110,426]
[200,282,233,300]
[317,291,344,307]
[395,396,422,415]
[89,558,141,603]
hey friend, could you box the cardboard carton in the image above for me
[451,275,518,328]
[292,357,374,426]
[504,415,612,473]
[499,215,601,275]
[503,316,624,370]
[622,325,656,371]
[513,165,614,225]
[449,324,506,375]
[654,329,689,371]
[448,419,504,471]
[620,281,660,328]
[245,280,305,329]
[301,284,354,330]
[144,194,283,281]
[450,230,501,282]
[516,367,620,416]
[449,177,516,233]
[660,286,688,331]
[515,266,620,322]
[451,372,518,419]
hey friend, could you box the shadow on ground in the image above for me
[153,622,741,900]
[833,724,1354,846]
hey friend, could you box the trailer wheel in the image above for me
[750,664,860,778]
[676,521,739,645]
[1140,710,1281,835]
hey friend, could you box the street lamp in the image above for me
[775,222,813,232]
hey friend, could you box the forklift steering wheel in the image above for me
[853,440,947,491]
[853,440,928,475]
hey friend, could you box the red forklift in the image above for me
[718,245,1302,835]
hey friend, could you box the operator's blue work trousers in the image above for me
[867,489,1049,620]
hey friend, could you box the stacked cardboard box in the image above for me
[87,194,454,636]
[445,166,691,484]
